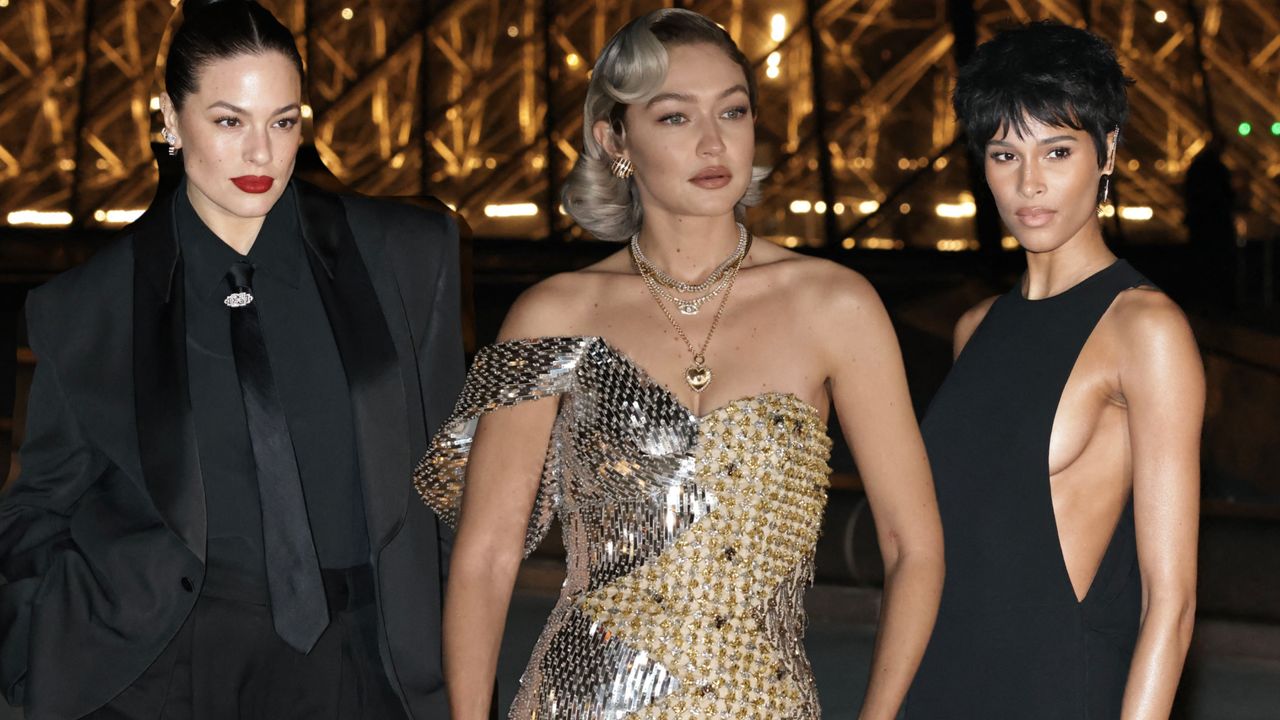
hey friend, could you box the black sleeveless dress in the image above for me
[907,260,1149,719]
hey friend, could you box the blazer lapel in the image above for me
[295,182,412,549]
[132,194,207,562]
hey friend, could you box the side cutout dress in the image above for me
[907,260,1149,719]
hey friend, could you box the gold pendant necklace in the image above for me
[633,238,749,394]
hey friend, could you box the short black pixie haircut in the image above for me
[953,21,1133,168]
[166,0,304,109]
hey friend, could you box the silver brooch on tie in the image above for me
[224,291,254,308]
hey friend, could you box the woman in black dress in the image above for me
[907,22,1203,719]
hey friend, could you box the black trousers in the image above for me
[85,566,407,720]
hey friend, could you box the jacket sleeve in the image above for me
[418,212,466,442]
[0,290,108,707]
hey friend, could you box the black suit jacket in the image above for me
[0,181,464,719]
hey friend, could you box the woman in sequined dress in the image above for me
[416,9,943,719]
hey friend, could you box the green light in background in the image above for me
[1237,122,1253,136]
[1271,121,1280,136]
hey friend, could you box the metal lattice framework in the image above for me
[1,0,1278,247]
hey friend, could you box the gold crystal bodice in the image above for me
[415,337,832,719]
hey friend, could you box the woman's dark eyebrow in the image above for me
[204,101,301,116]
[988,135,1078,147]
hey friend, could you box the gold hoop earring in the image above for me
[610,156,634,179]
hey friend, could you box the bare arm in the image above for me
[442,286,572,720]
[1117,293,1204,719]
[825,272,944,720]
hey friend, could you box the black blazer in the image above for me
[0,181,464,719]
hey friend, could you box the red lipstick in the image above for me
[231,176,274,194]
[690,166,732,190]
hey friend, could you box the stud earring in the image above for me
[162,129,178,156]
[609,155,634,179]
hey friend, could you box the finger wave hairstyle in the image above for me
[166,0,304,110]
[953,21,1133,169]
[561,8,769,242]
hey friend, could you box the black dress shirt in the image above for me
[176,182,369,593]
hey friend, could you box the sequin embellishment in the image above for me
[415,337,832,719]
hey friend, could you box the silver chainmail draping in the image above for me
[415,336,832,719]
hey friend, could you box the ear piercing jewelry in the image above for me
[610,155,634,179]
[162,129,178,156]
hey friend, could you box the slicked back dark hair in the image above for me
[166,0,304,109]
[953,21,1133,168]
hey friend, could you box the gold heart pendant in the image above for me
[685,365,712,393]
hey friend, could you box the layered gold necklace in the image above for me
[631,226,751,393]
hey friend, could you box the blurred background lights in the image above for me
[770,14,787,42]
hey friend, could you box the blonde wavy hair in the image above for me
[561,8,769,242]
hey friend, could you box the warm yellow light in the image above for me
[301,104,313,119]
[899,203,911,214]
[7,210,73,226]
[484,202,538,218]
[935,238,974,252]
[93,209,145,225]
[814,200,827,214]
[897,158,911,170]
[841,238,856,249]
[390,152,406,169]
[770,14,787,42]
[833,202,846,215]
[789,199,812,214]
[341,7,354,20]
[1001,235,1020,250]
[1154,10,1168,23]
[149,96,160,111]
[863,237,901,251]
[566,53,581,68]
[857,200,880,214]
[58,158,76,172]
[484,157,497,170]
[507,25,519,38]
[765,66,780,80]
[783,236,800,248]
[934,156,949,170]
[935,201,977,218]
[766,52,782,68]
[1119,206,1153,221]
[1100,204,1116,218]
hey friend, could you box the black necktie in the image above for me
[225,260,329,653]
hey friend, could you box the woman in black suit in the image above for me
[0,2,463,717]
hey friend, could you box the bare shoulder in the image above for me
[1108,286,1199,360]
[758,253,898,362]
[953,295,1000,358]
[760,251,884,316]
[498,250,629,341]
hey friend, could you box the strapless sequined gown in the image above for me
[415,336,832,719]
